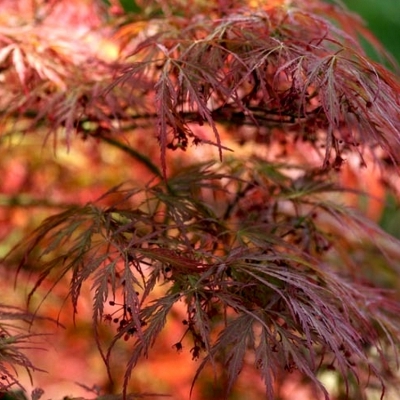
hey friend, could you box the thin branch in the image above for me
[95,134,163,179]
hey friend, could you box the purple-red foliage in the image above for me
[1,1,400,399]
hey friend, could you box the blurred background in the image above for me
[342,0,400,63]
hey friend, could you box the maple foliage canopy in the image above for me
[1,0,400,399]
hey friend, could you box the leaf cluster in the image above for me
[0,304,48,393]
[1,0,400,399]
[110,0,400,173]
[13,159,400,398]
[0,1,399,174]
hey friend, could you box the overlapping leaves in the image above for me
[1,1,399,174]
[0,304,49,392]
[115,2,400,172]
[14,159,400,398]
[2,1,400,399]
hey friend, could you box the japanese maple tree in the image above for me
[1,0,400,399]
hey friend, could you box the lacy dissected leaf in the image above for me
[11,159,400,398]
[0,304,53,392]
[111,2,400,173]
[1,1,399,175]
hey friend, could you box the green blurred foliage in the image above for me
[342,0,400,62]
[379,195,400,239]
[119,0,142,13]
[99,0,142,14]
